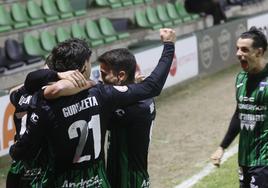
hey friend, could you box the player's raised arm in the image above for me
[102,28,176,108]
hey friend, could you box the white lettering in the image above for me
[141,179,150,188]
[239,113,265,131]
[18,95,32,106]
[62,97,99,118]
[149,103,155,114]
[238,103,267,111]
[61,175,103,187]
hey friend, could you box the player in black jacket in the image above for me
[98,48,155,188]
[7,69,87,188]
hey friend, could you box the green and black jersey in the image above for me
[236,64,268,166]
[8,86,53,188]
[107,98,155,188]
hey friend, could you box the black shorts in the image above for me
[239,166,268,188]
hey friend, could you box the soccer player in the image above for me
[7,69,87,188]
[98,49,155,188]
[210,26,268,188]
[7,84,32,188]
[10,28,176,187]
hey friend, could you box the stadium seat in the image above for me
[5,39,41,65]
[85,20,105,46]
[133,0,143,5]
[0,46,23,70]
[98,18,129,40]
[71,23,88,39]
[146,7,164,28]
[0,61,5,74]
[74,9,86,17]
[0,5,12,32]
[0,46,7,74]
[92,21,116,43]
[27,0,46,25]
[5,39,25,68]
[95,0,110,7]
[41,0,60,22]
[121,0,133,6]
[0,47,7,73]
[108,0,122,8]
[175,1,199,21]
[40,31,57,52]
[11,3,30,29]
[70,0,87,16]
[166,3,183,25]
[156,4,174,27]
[23,34,48,57]
[56,27,71,42]
[134,10,161,30]
[56,0,74,19]
[144,0,153,3]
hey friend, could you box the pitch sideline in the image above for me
[174,144,238,188]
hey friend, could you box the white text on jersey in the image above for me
[18,95,32,106]
[62,97,98,118]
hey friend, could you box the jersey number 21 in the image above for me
[68,115,101,163]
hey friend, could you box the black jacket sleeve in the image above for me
[24,69,58,94]
[220,106,240,149]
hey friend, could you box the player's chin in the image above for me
[240,61,249,71]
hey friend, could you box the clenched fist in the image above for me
[160,28,176,43]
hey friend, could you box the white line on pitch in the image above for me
[174,144,238,188]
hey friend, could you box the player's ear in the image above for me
[255,47,263,57]
[118,71,127,83]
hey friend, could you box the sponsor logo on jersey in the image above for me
[239,96,254,103]
[18,95,32,106]
[61,175,103,187]
[239,113,265,131]
[259,81,268,86]
[239,113,265,122]
[115,109,125,117]
[141,179,150,188]
[259,81,268,91]
[240,121,256,131]
[30,112,39,124]
[113,86,128,92]
[238,103,267,111]
[62,96,98,118]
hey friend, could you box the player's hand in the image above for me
[160,28,176,43]
[58,70,87,88]
[84,79,97,89]
[135,73,145,83]
[210,147,224,167]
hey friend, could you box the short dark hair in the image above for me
[97,48,136,83]
[240,26,267,54]
[46,38,92,72]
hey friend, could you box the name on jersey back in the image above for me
[62,96,98,118]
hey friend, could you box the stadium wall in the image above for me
[0,12,268,157]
